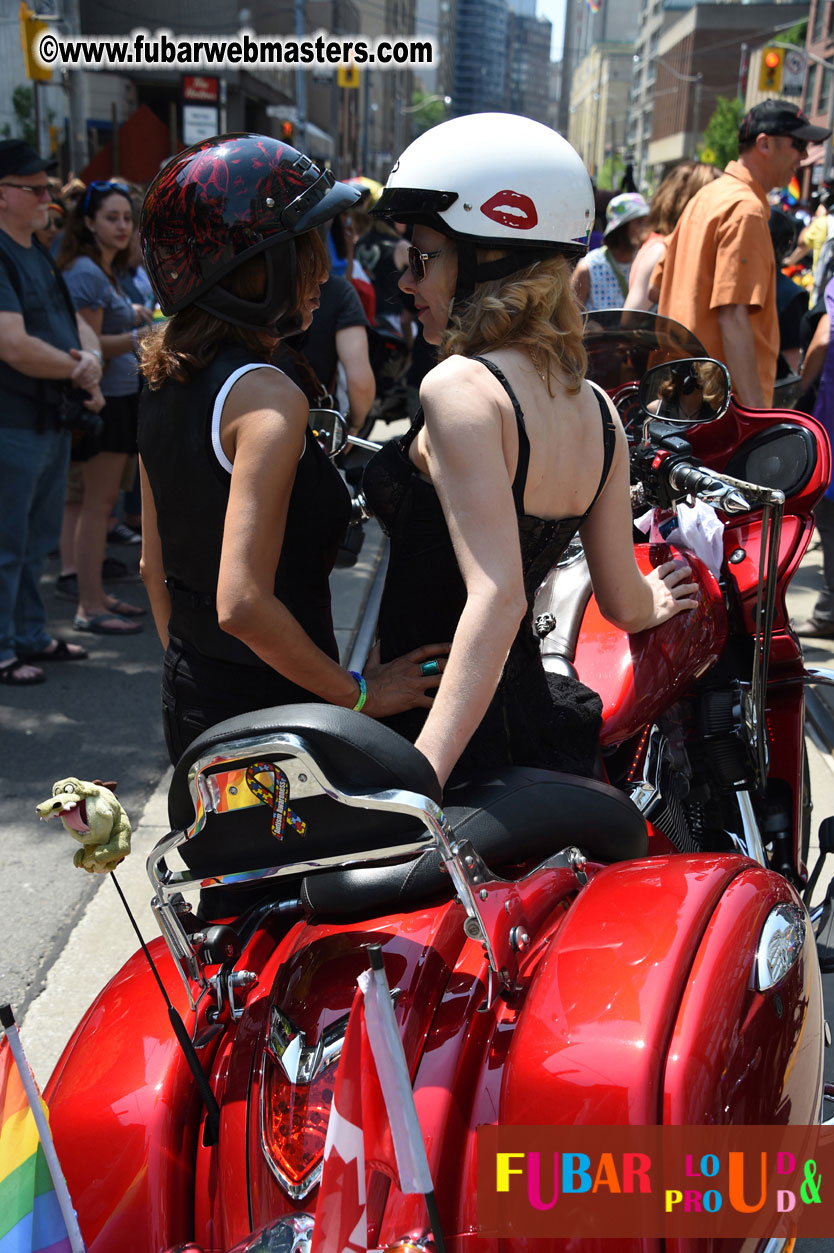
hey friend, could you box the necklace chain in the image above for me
[528,347,546,384]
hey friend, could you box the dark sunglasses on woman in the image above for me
[408,244,443,282]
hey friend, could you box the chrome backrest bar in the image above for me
[147,729,514,1002]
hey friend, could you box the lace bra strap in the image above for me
[470,355,530,514]
[398,407,425,455]
[587,385,617,512]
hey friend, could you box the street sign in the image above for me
[782,49,807,98]
[183,104,220,147]
[183,75,220,103]
[700,147,717,165]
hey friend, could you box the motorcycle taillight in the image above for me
[261,1053,338,1197]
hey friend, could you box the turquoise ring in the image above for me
[420,659,441,677]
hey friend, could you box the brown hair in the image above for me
[441,252,587,395]
[57,183,133,275]
[649,161,722,236]
[140,230,328,389]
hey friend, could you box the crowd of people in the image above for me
[3,99,834,793]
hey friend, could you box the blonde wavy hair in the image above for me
[439,252,587,395]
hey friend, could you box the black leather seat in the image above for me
[301,765,648,917]
[165,705,647,914]
[167,704,441,880]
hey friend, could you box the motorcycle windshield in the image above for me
[583,310,709,392]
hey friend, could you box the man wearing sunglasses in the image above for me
[653,100,830,409]
[0,140,104,686]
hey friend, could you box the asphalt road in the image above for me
[0,542,169,1017]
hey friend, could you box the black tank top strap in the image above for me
[587,384,617,514]
[470,355,530,514]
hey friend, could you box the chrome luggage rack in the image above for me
[148,730,582,1013]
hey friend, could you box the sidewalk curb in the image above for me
[20,771,173,1087]
[808,688,834,755]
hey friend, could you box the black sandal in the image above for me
[19,638,88,663]
[0,658,46,685]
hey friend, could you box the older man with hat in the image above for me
[653,100,831,409]
[0,140,103,686]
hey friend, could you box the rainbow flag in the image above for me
[586,0,602,12]
[0,1014,83,1253]
[785,175,801,205]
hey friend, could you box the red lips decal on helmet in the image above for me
[480,190,538,230]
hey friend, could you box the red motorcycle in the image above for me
[42,313,833,1253]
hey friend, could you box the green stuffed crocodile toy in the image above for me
[36,777,131,873]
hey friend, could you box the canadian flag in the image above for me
[311,953,435,1253]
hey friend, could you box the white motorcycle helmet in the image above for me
[373,112,594,304]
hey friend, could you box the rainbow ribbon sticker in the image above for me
[245,761,307,839]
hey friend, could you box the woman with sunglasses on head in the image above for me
[364,114,698,790]
[137,134,448,766]
[59,180,152,634]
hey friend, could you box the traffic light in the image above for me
[338,64,360,89]
[280,120,294,143]
[759,47,784,93]
[18,2,52,82]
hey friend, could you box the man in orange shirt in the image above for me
[653,101,830,408]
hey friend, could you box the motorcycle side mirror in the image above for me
[638,358,731,441]
[308,407,348,458]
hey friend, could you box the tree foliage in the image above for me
[1,86,37,147]
[782,19,808,46]
[409,90,449,139]
[597,151,625,191]
[698,96,745,171]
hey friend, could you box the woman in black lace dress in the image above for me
[364,113,697,788]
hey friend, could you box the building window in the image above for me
[807,63,819,113]
[813,0,826,43]
[820,64,831,114]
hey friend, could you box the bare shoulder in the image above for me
[225,364,308,427]
[420,354,506,412]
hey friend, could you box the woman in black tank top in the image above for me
[136,134,449,765]
[365,114,699,788]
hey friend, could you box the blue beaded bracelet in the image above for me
[349,671,367,712]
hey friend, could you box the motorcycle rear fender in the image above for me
[43,940,204,1253]
[379,856,752,1246]
[664,866,824,1126]
[500,854,750,1127]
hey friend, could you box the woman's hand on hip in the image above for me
[362,641,451,717]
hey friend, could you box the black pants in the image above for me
[161,637,323,767]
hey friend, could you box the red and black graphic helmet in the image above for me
[140,133,359,322]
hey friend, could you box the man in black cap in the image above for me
[654,100,830,409]
[0,140,104,686]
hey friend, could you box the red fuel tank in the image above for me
[573,545,727,745]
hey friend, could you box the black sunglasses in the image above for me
[407,245,443,282]
[773,134,808,155]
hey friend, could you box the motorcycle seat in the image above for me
[164,706,646,910]
[167,704,443,881]
[301,765,648,919]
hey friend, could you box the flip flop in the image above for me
[105,596,147,618]
[0,658,45,685]
[19,638,88,662]
[73,613,143,636]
